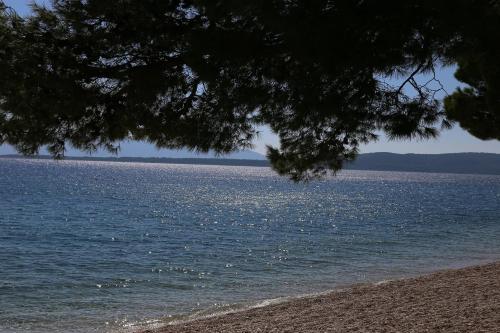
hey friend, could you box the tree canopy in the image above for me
[0,0,499,180]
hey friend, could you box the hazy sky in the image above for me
[2,0,500,156]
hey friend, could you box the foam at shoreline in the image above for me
[137,261,500,333]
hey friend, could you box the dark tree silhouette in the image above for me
[0,1,499,180]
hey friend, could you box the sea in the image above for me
[1,158,499,333]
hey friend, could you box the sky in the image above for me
[1,0,500,157]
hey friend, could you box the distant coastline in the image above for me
[0,154,270,167]
[1,152,500,176]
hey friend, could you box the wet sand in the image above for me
[143,261,500,333]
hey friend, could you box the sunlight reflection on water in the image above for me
[0,158,499,332]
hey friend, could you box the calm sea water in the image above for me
[1,158,499,333]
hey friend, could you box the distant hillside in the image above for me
[345,152,500,175]
[0,155,270,167]
[0,143,266,160]
[1,152,500,176]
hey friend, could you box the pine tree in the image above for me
[0,1,499,180]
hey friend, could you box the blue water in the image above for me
[0,158,499,333]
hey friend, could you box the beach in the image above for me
[144,261,500,333]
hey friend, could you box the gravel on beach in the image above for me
[144,261,500,333]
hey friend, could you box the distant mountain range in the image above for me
[1,152,500,176]
[344,152,500,175]
[0,143,266,160]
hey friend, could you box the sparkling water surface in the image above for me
[1,158,499,332]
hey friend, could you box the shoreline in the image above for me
[140,261,500,333]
